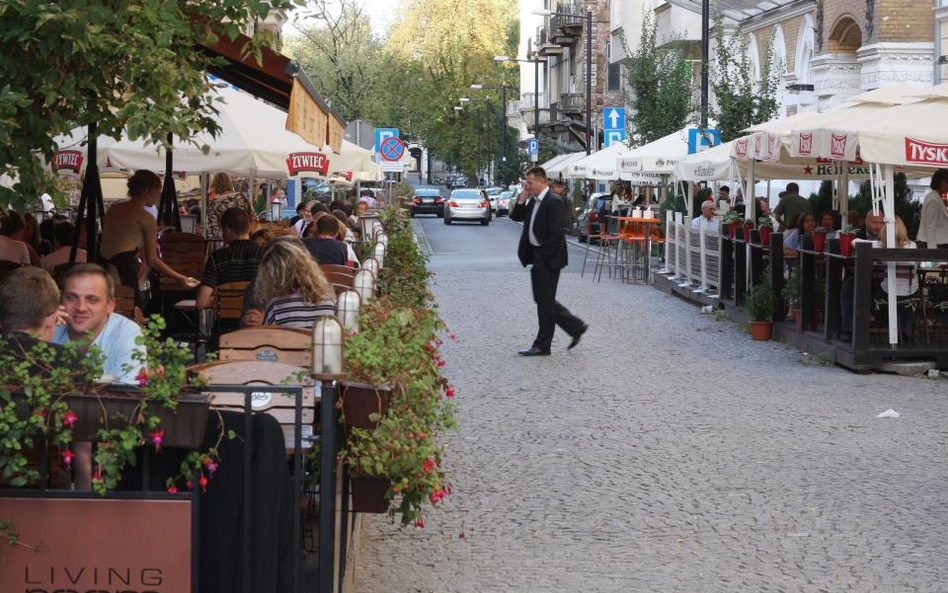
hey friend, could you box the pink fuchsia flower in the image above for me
[61,449,74,469]
[150,429,165,453]
[186,480,194,491]
[415,519,425,529]
[62,411,78,427]
[204,460,218,474]
[167,485,178,495]
[437,359,446,368]
[136,372,148,387]
[155,367,164,376]
[417,432,427,439]
[450,333,456,341]
[198,474,208,492]
[422,458,436,472]
[445,386,455,397]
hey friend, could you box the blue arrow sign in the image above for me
[374,128,399,153]
[604,108,625,131]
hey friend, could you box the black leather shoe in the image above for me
[568,324,589,351]
[518,346,551,356]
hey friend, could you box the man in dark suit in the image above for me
[510,166,588,356]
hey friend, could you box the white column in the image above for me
[673,212,683,279]
[697,217,709,293]
[839,167,850,219]
[661,213,673,274]
[883,164,898,346]
[682,214,693,287]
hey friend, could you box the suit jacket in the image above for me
[510,191,569,270]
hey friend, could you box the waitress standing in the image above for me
[918,169,948,249]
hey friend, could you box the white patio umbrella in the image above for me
[53,85,380,181]
[616,128,693,180]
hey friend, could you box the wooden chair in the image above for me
[219,325,312,367]
[324,271,354,287]
[158,232,206,290]
[214,281,249,326]
[190,360,318,451]
[112,284,146,325]
[320,264,355,277]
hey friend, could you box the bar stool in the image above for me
[594,216,623,282]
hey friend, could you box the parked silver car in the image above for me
[496,190,513,216]
[444,189,490,225]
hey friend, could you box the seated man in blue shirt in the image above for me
[53,263,144,384]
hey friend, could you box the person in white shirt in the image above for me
[691,200,720,232]
[41,222,87,271]
[917,169,948,249]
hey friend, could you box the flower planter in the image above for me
[14,391,210,448]
[742,222,754,241]
[750,321,773,341]
[813,231,827,253]
[728,222,739,239]
[349,475,391,513]
[340,382,391,429]
[759,226,772,247]
[839,232,856,257]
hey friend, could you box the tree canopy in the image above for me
[0,0,299,212]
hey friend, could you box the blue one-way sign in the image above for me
[604,108,625,131]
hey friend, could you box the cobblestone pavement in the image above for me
[350,217,948,593]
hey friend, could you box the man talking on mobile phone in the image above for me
[510,166,588,356]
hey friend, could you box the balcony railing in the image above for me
[559,93,584,112]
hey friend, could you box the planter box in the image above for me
[349,475,390,513]
[340,382,391,429]
[750,321,773,341]
[14,391,210,449]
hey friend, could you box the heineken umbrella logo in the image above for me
[286,152,329,176]
[53,150,83,173]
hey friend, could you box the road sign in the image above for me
[374,128,399,153]
[688,128,722,154]
[379,137,406,162]
[604,108,625,132]
[604,129,627,148]
[528,138,539,162]
[380,162,405,173]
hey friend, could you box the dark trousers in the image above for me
[530,248,585,350]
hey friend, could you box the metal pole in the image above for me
[318,381,337,592]
[700,0,710,129]
[532,39,539,154]
[585,7,592,155]
[501,83,507,186]
[475,108,481,186]
[486,98,492,185]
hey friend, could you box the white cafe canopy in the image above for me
[53,85,382,181]
[616,128,692,180]
[563,141,632,180]
[546,152,587,176]
[540,152,573,171]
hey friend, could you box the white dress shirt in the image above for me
[528,188,549,247]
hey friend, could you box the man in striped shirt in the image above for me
[196,208,265,311]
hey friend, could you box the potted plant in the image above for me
[838,224,857,257]
[782,267,802,329]
[749,274,775,340]
[757,217,773,247]
[742,218,755,241]
[0,316,216,495]
[723,211,744,239]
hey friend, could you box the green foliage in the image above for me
[757,216,773,229]
[783,266,801,307]
[622,10,695,145]
[808,180,834,218]
[0,0,301,213]
[339,206,456,526]
[284,0,389,123]
[658,184,686,223]
[709,18,782,141]
[749,272,774,322]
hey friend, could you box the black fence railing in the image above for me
[719,229,948,370]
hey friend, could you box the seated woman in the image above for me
[816,210,838,238]
[254,238,336,328]
[783,212,817,261]
[99,170,192,299]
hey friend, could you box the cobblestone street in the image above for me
[351,217,948,592]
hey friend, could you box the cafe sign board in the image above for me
[0,497,192,593]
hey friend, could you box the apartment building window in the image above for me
[608,62,621,92]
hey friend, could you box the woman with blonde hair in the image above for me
[878,216,918,343]
[255,238,336,328]
[206,172,254,241]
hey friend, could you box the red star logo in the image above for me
[803,165,813,175]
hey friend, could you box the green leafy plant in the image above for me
[749,273,774,322]
[757,217,774,228]
[723,211,744,225]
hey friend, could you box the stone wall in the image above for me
[877,0,935,42]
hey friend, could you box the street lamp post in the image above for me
[700,0,710,128]
[471,83,508,185]
[485,97,492,185]
[494,52,546,170]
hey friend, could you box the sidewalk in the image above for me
[349,220,948,592]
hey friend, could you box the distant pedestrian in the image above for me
[550,179,572,219]
[773,182,811,228]
[510,167,587,356]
